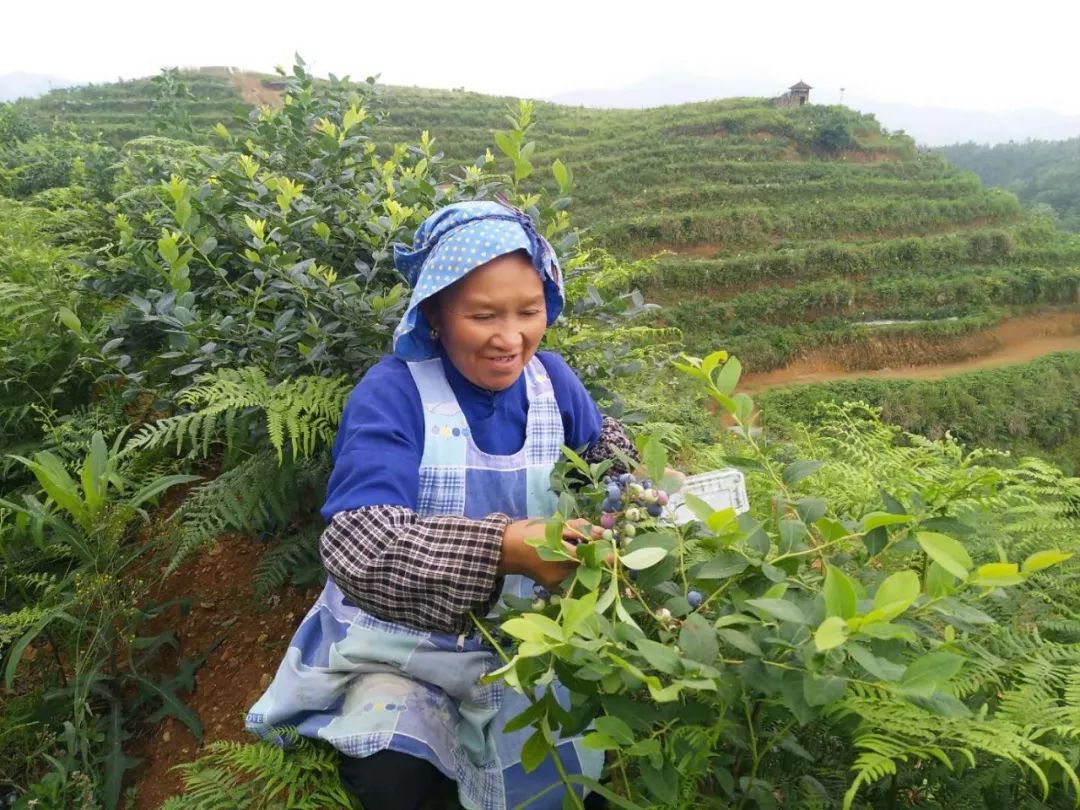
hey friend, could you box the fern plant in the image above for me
[125,367,352,464]
[164,450,330,576]
[160,730,358,810]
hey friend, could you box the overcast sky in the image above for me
[8,0,1080,115]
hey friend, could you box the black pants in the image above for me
[337,750,607,809]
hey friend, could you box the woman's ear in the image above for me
[420,297,440,333]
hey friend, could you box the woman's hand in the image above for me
[499,518,589,590]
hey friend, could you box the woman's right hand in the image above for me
[499,518,588,591]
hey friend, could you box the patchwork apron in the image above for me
[245,356,603,810]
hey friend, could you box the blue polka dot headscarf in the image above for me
[391,200,565,360]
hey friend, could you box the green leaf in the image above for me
[900,651,964,696]
[916,531,972,580]
[503,614,563,644]
[717,628,762,656]
[814,616,848,651]
[872,570,920,621]
[854,622,917,643]
[712,355,742,396]
[642,435,667,483]
[582,731,618,750]
[678,613,719,664]
[746,598,807,624]
[861,512,913,532]
[593,715,635,745]
[493,130,518,159]
[551,158,570,192]
[803,673,846,706]
[14,452,88,528]
[692,551,748,580]
[520,728,549,772]
[1022,549,1074,574]
[925,561,957,598]
[633,639,681,674]
[559,444,592,477]
[57,306,83,335]
[847,644,906,681]
[561,590,598,636]
[620,547,668,570]
[823,565,858,619]
[971,562,1024,588]
[783,460,823,486]
[682,493,717,526]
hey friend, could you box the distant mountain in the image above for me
[0,72,78,102]
[843,95,1080,147]
[545,72,1080,147]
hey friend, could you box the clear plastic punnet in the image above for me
[666,468,750,525]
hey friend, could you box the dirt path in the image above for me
[742,310,1080,392]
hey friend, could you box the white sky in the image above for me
[9,0,1080,114]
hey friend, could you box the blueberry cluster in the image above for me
[594,472,669,545]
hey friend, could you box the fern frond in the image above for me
[252,524,325,598]
[125,367,351,463]
[161,730,357,809]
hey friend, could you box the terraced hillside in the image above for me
[375,85,1080,373]
[18,72,1080,375]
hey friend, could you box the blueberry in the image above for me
[619,473,634,485]
[628,569,638,581]
[602,497,620,512]
[533,585,551,600]
[647,503,663,518]
[607,483,621,500]
[641,479,652,489]
[688,590,703,608]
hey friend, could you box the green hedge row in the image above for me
[643,225,1076,288]
[672,265,1080,325]
[600,191,1022,251]
[757,352,1080,473]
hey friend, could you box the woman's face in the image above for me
[425,251,547,391]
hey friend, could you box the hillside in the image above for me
[11,70,1080,377]
[371,84,1080,373]
[939,137,1080,232]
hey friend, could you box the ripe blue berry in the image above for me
[533,585,551,600]
[607,483,621,500]
[647,503,663,518]
[640,479,652,489]
[687,590,703,608]
[619,473,634,485]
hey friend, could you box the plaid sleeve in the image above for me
[320,505,511,634]
[581,415,640,474]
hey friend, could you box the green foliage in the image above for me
[165,450,328,576]
[159,729,358,809]
[758,353,1080,472]
[940,138,1080,232]
[483,352,1080,809]
[0,433,200,809]
[126,367,352,463]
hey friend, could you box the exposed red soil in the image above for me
[741,310,1080,391]
[124,537,320,809]
[230,72,283,109]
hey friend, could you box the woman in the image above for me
[247,201,636,809]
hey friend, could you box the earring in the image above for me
[430,327,439,339]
